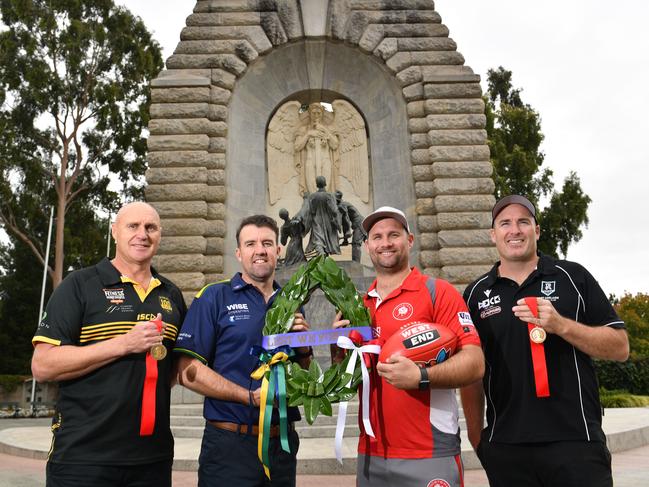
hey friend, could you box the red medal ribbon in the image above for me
[140,316,162,436]
[525,297,550,398]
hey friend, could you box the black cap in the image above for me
[492,195,536,226]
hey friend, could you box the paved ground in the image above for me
[1,415,648,486]
[1,447,648,487]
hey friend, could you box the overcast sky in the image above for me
[119,0,648,296]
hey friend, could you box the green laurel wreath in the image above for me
[263,255,371,424]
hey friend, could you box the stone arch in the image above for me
[145,0,497,300]
[225,40,414,273]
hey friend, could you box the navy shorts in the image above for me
[198,422,299,487]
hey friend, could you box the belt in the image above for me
[208,421,294,438]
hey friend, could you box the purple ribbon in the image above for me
[261,327,373,350]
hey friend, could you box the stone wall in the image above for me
[145,0,498,299]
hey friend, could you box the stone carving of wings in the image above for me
[333,100,369,203]
[267,101,302,205]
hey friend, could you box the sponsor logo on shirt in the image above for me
[159,296,173,312]
[105,304,134,314]
[478,293,502,318]
[227,303,249,312]
[103,288,125,304]
[177,332,192,342]
[226,303,250,322]
[392,302,414,320]
[541,281,556,296]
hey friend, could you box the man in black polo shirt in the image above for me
[461,195,629,487]
[31,202,186,487]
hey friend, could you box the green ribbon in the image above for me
[250,345,293,478]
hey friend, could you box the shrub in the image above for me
[595,357,649,395]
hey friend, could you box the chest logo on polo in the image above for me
[226,303,251,322]
[541,281,556,296]
[103,288,125,304]
[159,296,173,313]
[392,302,414,320]
[478,291,501,319]
[427,479,451,487]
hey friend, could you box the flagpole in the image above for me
[106,213,111,257]
[31,207,54,415]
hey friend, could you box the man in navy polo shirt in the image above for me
[461,195,629,487]
[174,214,312,487]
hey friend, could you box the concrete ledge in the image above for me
[2,408,648,474]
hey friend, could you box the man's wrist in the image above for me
[293,347,313,359]
[418,366,430,391]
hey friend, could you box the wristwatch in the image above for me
[418,366,430,391]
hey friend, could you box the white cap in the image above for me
[361,206,410,233]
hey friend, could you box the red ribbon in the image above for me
[140,316,163,436]
[525,297,550,398]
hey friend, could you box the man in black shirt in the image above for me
[461,195,629,487]
[31,202,186,487]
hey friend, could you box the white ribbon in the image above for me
[334,335,380,464]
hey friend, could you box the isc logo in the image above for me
[478,295,501,310]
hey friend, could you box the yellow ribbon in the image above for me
[250,351,290,479]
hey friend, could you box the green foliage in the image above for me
[595,357,649,396]
[0,0,163,286]
[485,66,591,257]
[614,293,649,359]
[599,388,649,408]
[286,354,362,425]
[264,255,371,336]
[0,374,27,393]
[264,256,371,423]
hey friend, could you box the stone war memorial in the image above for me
[145,0,498,310]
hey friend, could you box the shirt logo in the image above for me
[392,302,414,320]
[226,303,249,312]
[427,480,451,487]
[103,288,125,304]
[478,294,501,310]
[484,289,492,297]
[159,296,173,313]
[541,281,556,296]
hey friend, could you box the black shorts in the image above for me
[46,459,172,487]
[477,440,612,487]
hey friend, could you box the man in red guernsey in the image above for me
[336,206,484,487]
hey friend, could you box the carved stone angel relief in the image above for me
[266,100,370,207]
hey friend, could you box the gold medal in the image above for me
[529,326,547,344]
[150,343,167,361]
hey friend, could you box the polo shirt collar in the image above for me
[230,272,280,296]
[486,252,556,287]
[96,257,167,287]
[366,266,422,298]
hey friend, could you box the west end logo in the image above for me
[541,281,556,296]
[159,296,173,313]
[392,302,414,320]
[103,288,125,304]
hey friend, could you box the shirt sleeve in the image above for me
[32,272,84,346]
[580,266,625,329]
[432,279,481,349]
[173,287,219,364]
